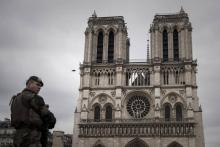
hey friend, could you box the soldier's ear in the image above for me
[26,80,34,87]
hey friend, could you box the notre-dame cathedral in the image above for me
[73,8,205,147]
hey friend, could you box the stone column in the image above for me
[180,29,185,59]
[188,29,193,60]
[154,65,161,118]
[155,29,159,58]
[92,34,97,62]
[117,28,123,60]
[115,65,123,119]
[81,89,89,119]
[184,28,189,60]
[83,28,94,63]
[150,30,155,59]
[83,31,89,63]
[52,131,64,147]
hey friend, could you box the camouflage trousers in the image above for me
[13,128,42,147]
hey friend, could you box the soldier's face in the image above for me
[27,80,42,94]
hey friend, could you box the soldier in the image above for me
[10,76,56,147]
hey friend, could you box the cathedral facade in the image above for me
[73,8,205,147]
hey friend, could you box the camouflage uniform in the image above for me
[11,89,51,147]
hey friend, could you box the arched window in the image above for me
[165,104,171,121]
[167,142,183,147]
[94,144,105,147]
[105,105,112,121]
[176,104,183,121]
[163,29,168,62]
[93,140,105,147]
[97,31,103,63]
[173,29,179,61]
[94,105,101,121]
[125,138,149,147]
[108,31,114,63]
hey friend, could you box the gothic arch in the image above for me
[167,141,183,147]
[94,27,106,35]
[103,102,114,109]
[106,26,117,34]
[161,92,186,107]
[125,138,149,147]
[172,25,181,32]
[89,93,115,110]
[103,103,114,121]
[159,25,170,33]
[93,140,105,147]
[174,102,184,121]
[163,102,172,121]
[93,103,101,121]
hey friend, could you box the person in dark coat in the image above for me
[10,76,56,147]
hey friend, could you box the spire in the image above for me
[92,10,97,17]
[180,6,185,13]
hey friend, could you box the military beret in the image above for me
[26,76,44,87]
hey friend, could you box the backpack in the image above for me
[9,93,43,128]
[9,93,29,128]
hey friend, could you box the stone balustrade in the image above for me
[78,118,195,137]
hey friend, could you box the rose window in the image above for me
[126,95,150,118]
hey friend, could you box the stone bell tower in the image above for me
[73,8,205,147]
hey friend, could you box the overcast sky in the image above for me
[0,0,219,146]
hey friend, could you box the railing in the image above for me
[83,58,196,66]
[78,118,195,137]
[80,118,194,123]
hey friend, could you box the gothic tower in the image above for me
[73,9,205,147]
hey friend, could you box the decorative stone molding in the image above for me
[79,120,195,137]
[179,89,185,96]
[187,102,193,110]
[169,95,177,103]
[111,90,116,97]
[98,95,107,104]
[82,104,87,112]
[155,103,160,111]
[89,91,96,97]
[122,88,127,96]
[161,89,166,96]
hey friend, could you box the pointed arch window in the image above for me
[176,104,183,121]
[108,31,114,63]
[97,31,103,63]
[165,104,171,121]
[95,145,105,147]
[173,29,179,61]
[163,29,168,62]
[125,138,149,147]
[94,105,101,121]
[167,142,183,147]
[105,105,112,121]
